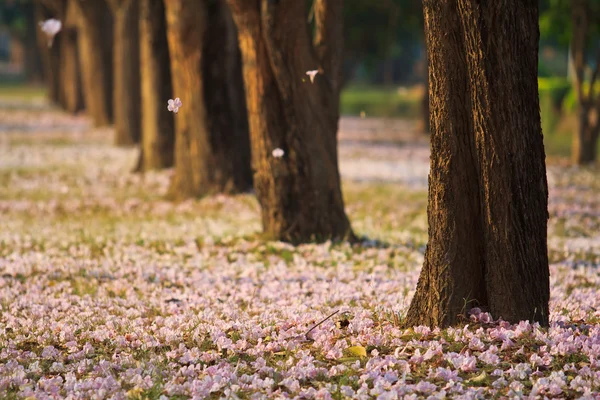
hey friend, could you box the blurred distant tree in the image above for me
[343,0,422,84]
[228,0,354,243]
[35,0,83,113]
[34,2,61,103]
[71,0,113,126]
[407,0,549,328]
[106,0,141,146]
[164,0,252,199]
[540,0,600,164]
[9,1,45,83]
[344,0,429,133]
[137,0,174,171]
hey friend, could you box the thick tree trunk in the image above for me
[73,0,114,127]
[138,0,174,171]
[406,0,549,328]
[108,0,141,146]
[164,0,252,199]
[421,64,430,134]
[228,0,354,243]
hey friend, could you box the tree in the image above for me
[164,0,252,199]
[137,0,174,171]
[11,1,45,83]
[540,0,600,165]
[71,0,113,126]
[344,0,429,133]
[106,0,141,146]
[569,0,600,164]
[406,0,550,327]
[60,0,85,114]
[34,2,61,103]
[35,0,84,113]
[227,0,354,243]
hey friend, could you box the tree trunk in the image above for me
[421,62,430,134]
[138,0,174,171]
[573,107,599,164]
[22,2,45,83]
[227,0,354,243]
[59,27,85,114]
[570,0,600,165]
[406,0,549,328]
[382,0,399,86]
[73,0,114,127]
[108,0,142,146]
[164,0,252,199]
[35,2,61,104]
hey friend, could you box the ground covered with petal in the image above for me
[1,100,600,399]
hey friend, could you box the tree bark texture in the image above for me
[138,0,175,171]
[406,0,550,328]
[227,0,354,243]
[570,0,600,165]
[72,0,114,127]
[164,0,252,199]
[421,62,430,134]
[107,0,142,146]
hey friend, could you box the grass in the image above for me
[0,82,47,99]
[1,105,599,398]
[340,84,422,119]
[342,82,600,162]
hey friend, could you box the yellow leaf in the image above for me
[347,345,367,358]
[126,387,144,399]
[468,371,487,384]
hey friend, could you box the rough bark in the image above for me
[228,0,354,243]
[570,0,600,165]
[164,0,252,199]
[406,0,550,328]
[72,0,114,127]
[107,0,142,146]
[421,61,430,134]
[138,0,174,171]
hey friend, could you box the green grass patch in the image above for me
[0,82,47,99]
[340,85,422,119]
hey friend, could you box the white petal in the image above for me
[305,70,319,83]
[272,148,284,158]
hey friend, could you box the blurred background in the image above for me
[0,0,598,165]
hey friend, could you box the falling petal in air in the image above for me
[167,98,183,114]
[306,70,319,84]
[39,19,62,48]
[272,148,285,158]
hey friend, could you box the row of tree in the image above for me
[26,0,581,328]
[35,0,353,244]
[540,0,600,164]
